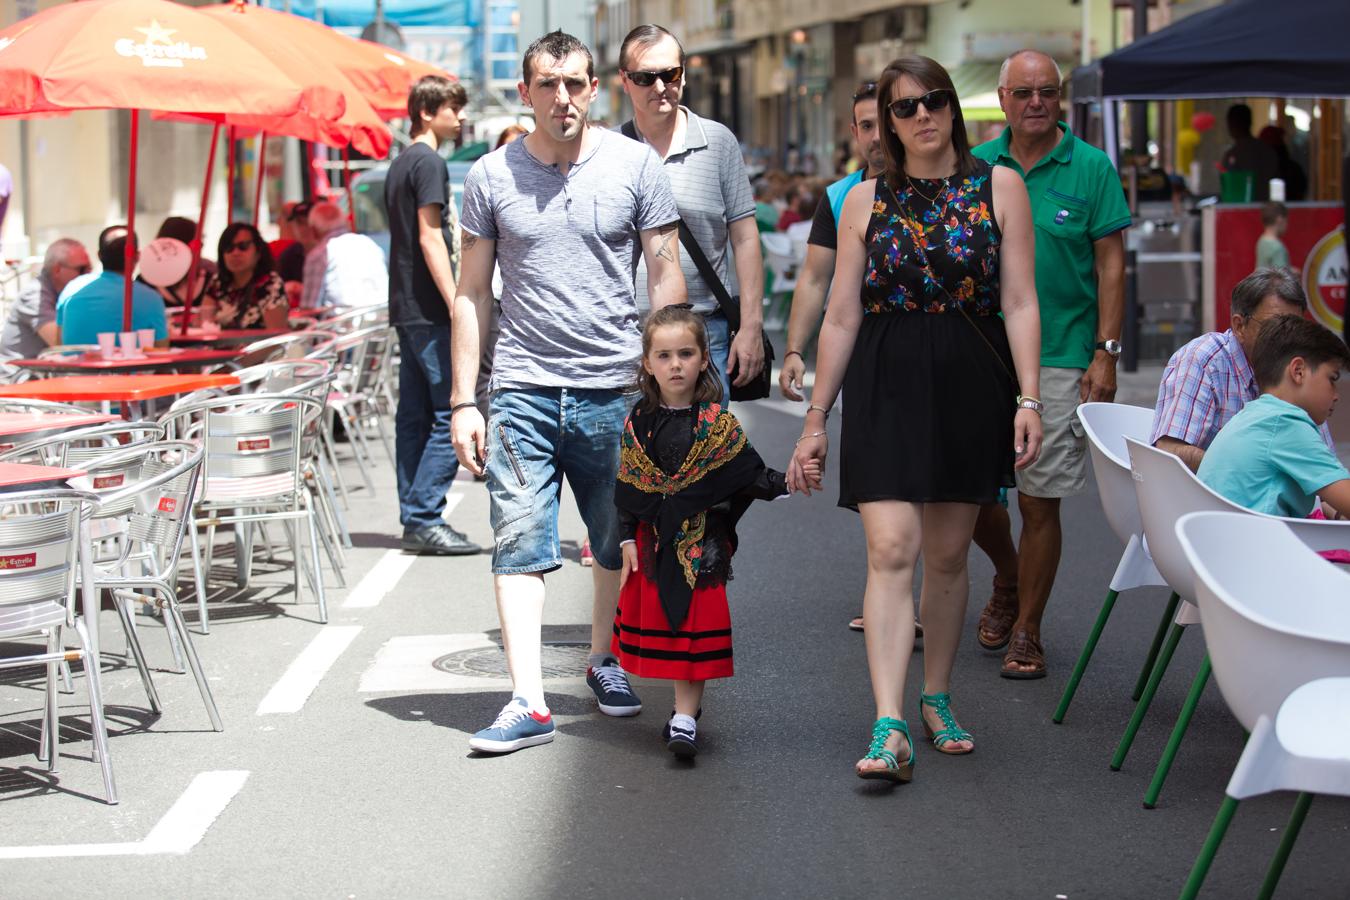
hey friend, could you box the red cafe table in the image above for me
[0,411,118,449]
[170,327,289,347]
[10,347,243,376]
[0,460,87,493]
[0,373,240,419]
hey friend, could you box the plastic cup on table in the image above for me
[138,328,157,351]
[97,332,117,358]
[119,331,141,358]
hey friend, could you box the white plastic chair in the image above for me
[1175,511,1350,900]
[1123,438,1350,805]
[1053,402,1170,724]
[0,488,115,803]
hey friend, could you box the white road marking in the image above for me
[342,550,416,609]
[0,770,249,859]
[441,491,464,517]
[256,626,362,715]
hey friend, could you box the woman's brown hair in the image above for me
[635,305,724,412]
[875,56,977,191]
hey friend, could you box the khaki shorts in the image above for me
[1015,366,1087,499]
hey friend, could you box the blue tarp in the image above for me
[261,0,475,29]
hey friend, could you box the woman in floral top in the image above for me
[201,223,289,330]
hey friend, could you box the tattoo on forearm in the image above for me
[462,233,478,250]
[655,227,677,262]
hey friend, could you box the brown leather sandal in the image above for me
[1000,627,1046,680]
[977,577,1019,651]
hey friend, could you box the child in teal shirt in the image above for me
[1199,315,1350,518]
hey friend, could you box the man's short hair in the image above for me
[41,238,84,274]
[1231,267,1306,318]
[287,200,315,224]
[851,81,877,124]
[156,216,197,244]
[1250,314,1350,390]
[308,201,347,236]
[997,49,1062,88]
[1260,201,1288,227]
[97,225,133,274]
[618,24,683,72]
[1227,103,1253,134]
[407,75,467,134]
[522,30,593,85]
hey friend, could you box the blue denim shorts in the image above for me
[486,387,629,574]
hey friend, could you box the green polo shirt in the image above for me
[973,122,1131,369]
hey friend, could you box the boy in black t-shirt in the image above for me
[384,75,481,556]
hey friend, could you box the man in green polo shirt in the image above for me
[969,49,1131,680]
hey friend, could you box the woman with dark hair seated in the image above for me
[200,223,289,330]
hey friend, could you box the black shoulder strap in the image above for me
[621,119,740,329]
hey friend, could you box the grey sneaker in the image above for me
[586,657,642,716]
[401,524,481,556]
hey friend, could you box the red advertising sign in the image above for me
[237,438,271,452]
[93,474,125,489]
[1210,203,1346,333]
[0,553,36,570]
[157,496,177,514]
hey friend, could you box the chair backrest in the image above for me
[1129,438,1350,595]
[329,325,391,398]
[312,304,388,334]
[0,489,93,623]
[86,441,203,566]
[239,330,337,364]
[1176,511,1350,732]
[0,421,164,468]
[232,359,335,399]
[1077,402,1156,545]
[0,398,92,415]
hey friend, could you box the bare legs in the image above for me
[589,561,621,657]
[674,680,705,717]
[1004,493,1062,674]
[972,502,1020,586]
[496,572,546,709]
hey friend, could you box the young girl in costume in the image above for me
[613,305,819,758]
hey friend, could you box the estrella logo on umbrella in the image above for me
[1301,227,1347,334]
[114,19,207,68]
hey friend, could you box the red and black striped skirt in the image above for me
[610,526,734,681]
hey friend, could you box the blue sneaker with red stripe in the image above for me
[469,697,555,753]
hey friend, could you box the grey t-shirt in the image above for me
[624,108,755,315]
[460,129,680,390]
[0,273,56,363]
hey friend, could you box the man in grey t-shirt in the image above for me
[619,24,764,405]
[0,238,90,365]
[450,32,686,754]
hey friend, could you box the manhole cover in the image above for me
[432,642,592,680]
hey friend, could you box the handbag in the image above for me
[676,220,775,402]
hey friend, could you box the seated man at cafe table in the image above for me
[301,201,388,309]
[56,225,169,347]
[0,237,90,365]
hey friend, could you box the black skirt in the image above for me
[839,310,1017,509]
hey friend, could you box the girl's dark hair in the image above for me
[216,223,274,282]
[635,305,724,412]
[875,55,976,191]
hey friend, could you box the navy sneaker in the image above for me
[468,697,555,753]
[586,657,642,716]
[664,716,698,758]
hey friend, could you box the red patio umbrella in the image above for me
[0,0,344,330]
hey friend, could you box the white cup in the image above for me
[119,331,140,357]
[97,332,117,358]
[138,328,156,350]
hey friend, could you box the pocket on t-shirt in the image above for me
[593,197,635,243]
[1034,189,1089,243]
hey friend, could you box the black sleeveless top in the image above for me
[862,160,1002,317]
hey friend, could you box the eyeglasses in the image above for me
[1007,86,1061,102]
[287,203,313,222]
[625,66,683,88]
[226,239,255,253]
[853,82,878,101]
[888,89,953,119]
[63,262,92,274]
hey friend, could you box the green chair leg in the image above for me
[1144,655,1212,808]
[1180,795,1240,900]
[1257,793,1313,900]
[1053,588,1119,724]
[1134,592,1181,701]
[1112,621,1186,771]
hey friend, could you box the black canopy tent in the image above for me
[1071,0,1350,102]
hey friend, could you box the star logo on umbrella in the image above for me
[135,20,177,46]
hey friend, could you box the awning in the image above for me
[261,0,475,29]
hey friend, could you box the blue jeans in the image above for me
[485,387,629,575]
[394,325,460,530]
[704,311,731,407]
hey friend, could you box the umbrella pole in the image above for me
[253,133,267,227]
[343,144,355,230]
[226,126,237,225]
[123,109,140,332]
[182,122,221,337]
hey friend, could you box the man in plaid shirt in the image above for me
[1151,267,1332,470]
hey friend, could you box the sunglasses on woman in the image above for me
[226,239,255,253]
[625,66,683,88]
[888,89,953,120]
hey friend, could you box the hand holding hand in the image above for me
[787,432,827,495]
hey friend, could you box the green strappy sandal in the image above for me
[919,688,974,755]
[856,716,915,783]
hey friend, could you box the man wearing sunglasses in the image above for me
[969,49,1131,680]
[0,237,89,364]
[617,24,764,405]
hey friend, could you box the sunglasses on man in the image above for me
[1006,86,1061,102]
[888,89,953,120]
[625,66,683,88]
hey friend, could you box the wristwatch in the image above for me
[1016,396,1045,415]
[1095,339,1123,359]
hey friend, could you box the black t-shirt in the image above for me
[385,143,454,326]
[277,242,305,284]
[807,193,837,251]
